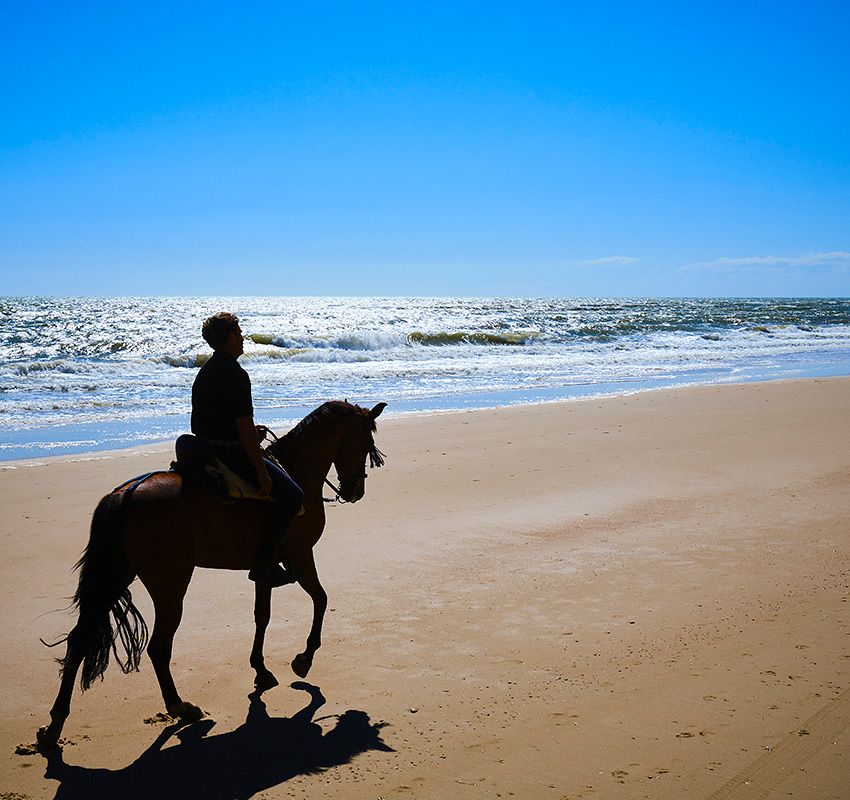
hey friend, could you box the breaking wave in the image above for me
[408,330,540,346]
[2,295,849,459]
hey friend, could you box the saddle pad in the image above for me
[207,459,273,502]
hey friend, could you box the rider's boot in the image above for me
[248,505,300,587]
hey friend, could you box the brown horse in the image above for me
[37,400,387,751]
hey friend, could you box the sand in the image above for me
[1,377,848,799]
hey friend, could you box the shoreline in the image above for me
[3,371,850,467]
[2,375,848,798]
[4,295,849,460]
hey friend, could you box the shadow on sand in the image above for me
[43,682,393,800]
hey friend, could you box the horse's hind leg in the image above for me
[250,583,279,691]
[142,568,203,721]
[37,628,85,750]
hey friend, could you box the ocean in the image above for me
[1,296,849,461]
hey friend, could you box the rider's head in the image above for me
[202,312,241,352]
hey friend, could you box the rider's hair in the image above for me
[202,312,240,351]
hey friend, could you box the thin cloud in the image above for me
[682,251,850,272]
[576,256,640,267]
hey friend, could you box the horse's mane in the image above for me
[283,400,377,442]
[274,400,384,469]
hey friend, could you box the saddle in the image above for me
[172,434,273,503]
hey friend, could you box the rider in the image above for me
[191,312,303,587]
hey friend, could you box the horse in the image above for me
[37,400,387,751]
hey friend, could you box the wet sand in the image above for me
[1,377,849,799]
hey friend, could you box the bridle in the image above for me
[263,428,380,504]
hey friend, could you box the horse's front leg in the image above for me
[250,583,279,690]
[290,555,327,679]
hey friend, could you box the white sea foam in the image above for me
[1,296,848,458]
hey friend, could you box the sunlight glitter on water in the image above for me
[2,296,849,458]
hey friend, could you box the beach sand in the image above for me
[1,378,848,799]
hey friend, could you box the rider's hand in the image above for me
[255,425,269,442]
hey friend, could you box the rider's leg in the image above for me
[249,459,304,586]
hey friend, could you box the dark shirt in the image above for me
[191,351,253,441]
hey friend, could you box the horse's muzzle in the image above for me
[339,475,366,503]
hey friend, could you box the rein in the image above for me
[263,429,352,504]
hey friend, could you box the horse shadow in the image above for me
[43,682,393,800]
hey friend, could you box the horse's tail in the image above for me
[57,492,149,690]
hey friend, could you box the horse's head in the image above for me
[333,402,387,502]
[269,400,387,503]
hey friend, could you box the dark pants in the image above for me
[176,435,304,565]
[214,446,304,515]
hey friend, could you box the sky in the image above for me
[1,1,849,297]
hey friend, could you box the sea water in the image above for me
[1,296,849,460]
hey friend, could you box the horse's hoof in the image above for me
[166,702,204,721]
[254,668,279,691]
[291,653,312,678]
[36,726,60,753]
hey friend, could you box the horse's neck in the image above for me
[280,425,340,487]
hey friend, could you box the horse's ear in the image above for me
[369,402,387,420]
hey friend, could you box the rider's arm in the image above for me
[235,415,272,496]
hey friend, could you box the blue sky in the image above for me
[2,1,848,297]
